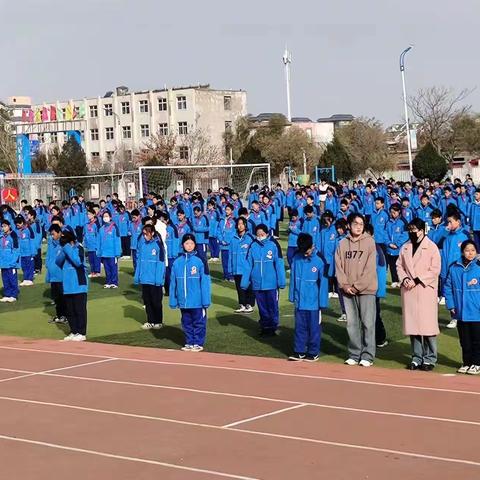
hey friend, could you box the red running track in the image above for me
[0,335,480,479]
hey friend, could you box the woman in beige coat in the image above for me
[396,218,441,371]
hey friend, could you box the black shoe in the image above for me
[260,328,277,337]
[288,353,305,361]
[420,363,435,371]
[407,363,419,370]
[304,354,319,362]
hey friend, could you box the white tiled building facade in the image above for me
[10,85,247,169]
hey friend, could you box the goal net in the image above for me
[139,164,271,201]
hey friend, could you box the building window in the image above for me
[125,150,132,161]
[158,97,167,111]
[177,96,187,110]
[89,105,98,118]
[106,151,114,162]
[178,121,188,135]
[105,127,114,140]
[224,96,232,110]
[104,104,113,116]
[121,102,130,114]
[122,126,132,139]
[38,133,45,144]
[179,146,189,160]
[50,132,58,143]
[141,124,150,137]
[90,128,99,141]
[225,121,232,131]
[158,123,168,136]
[139,100,149,113]
[91,152,100,159]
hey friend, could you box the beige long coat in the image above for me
[396,237,441,336]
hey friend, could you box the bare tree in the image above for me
[0,108,17,173]
[408,86,473,158]
[136,132,177,166]
[177,128,222,165]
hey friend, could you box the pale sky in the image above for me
[1,0,479,125]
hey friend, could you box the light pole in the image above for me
[400,46,413,180]
[282,47,292,122]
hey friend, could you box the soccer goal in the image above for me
[138,163,271,201]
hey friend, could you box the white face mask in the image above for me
[103,217,110,223]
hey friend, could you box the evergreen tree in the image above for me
[319,135,353,181]
[53,137,89,194]
[412,142,448,181]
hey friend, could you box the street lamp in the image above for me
[400,46,413,180]
[282,47,292,122]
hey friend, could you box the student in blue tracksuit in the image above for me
[46,224,68,323]
[301,205,321,248]
[285,183,296,218]
[363,185,375,223]
[175,210,192,249]
[469,189,480,250]
[427,209,448,248]
[169,233,211,352]
[0,220,19,302]
[371,197,389,252]
[261,195,277,236]
[97,210,121,288]
[415,195,434,227]
[287,209,303,268]
[288,233,329,362]
[217,203,236,280]
[26,208,43,274]
[324,188,339,217]
[206,200,221,261]
[441,210,470,329]
[248,201,268,230]
[134,224,166,330]
[158,212,179,296]
[55,229,88,341]
[445,240,480,374]
[14,216,36,286]
[241,224,286,336]
[191,206,209,263]
[401,197,414,223]
[385,204,408,286]
[129,209,143,273]
[84,209,101,277]
[228,217,255,314]
[318,211,337,293]
[116,204,131,258]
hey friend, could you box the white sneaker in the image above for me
[6,297,16,303]
[446,319,458,329]
[234,305,246,313]
[457,365,470,374]
[0,297,9,303]
[181,345,193,351]
[390,282,400,288]
[192,345,204,352]
[377,340,389,348]
[344,358,358,366]
[330,292,339,298]
[22,280,33,286]
[244,305,254,314]
[121,256,131,260]
[467,365,480,375]
[359,359,373,367]
[142,323,153,330]
[152,323,163,329]
[63,333,75,341]
[88,273,94,278]
[110,285,118,289]
[71,334,87,342]
[337,314,347,322]
[103,284,111,289]
[438,297,446,305]
[19,281,26,286]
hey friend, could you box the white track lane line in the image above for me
[1,367,480,428]
[0,344,477,396]
[0,358,116,384]
[222,404,307,428]
[0,434,260,480]
[0,396,479,469]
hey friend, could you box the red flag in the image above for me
[28,109,34,122]
[22,109,28,122]
[41,107,49,122]
[50,105,57,121]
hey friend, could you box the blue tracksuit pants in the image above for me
[209,237,220,258]
[131,249,138,273]
[181,308,207,347]
[287,246,296,269]
[1,268,18,298]
[102,257,118,286]
[255,289,279,331]
[88,251,101,274]
[196,244,207,263]
[20,256,34,281]
[221,250,232,280]
[294,309,322,356]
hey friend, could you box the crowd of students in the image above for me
[1,175,480,373]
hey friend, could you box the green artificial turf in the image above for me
[0,232,462,373]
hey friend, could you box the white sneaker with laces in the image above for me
[192,345,204,352]
[234,305,246,313]
[337,314,347,322]
[142,323,153,330]
[181,345,193,351]
[110,285,118,289]
[152,323,163,329]
[71,334,87,342]
[457,365,470,374]
[446,319,458,329]
[0,297,9,303]
[103,284,111,289]
[344,358,358,366]
[359,359,373,367]
[467,365,480,375]
[6,297,17,303]
[244,305,253,313]
[63,333,75,341]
